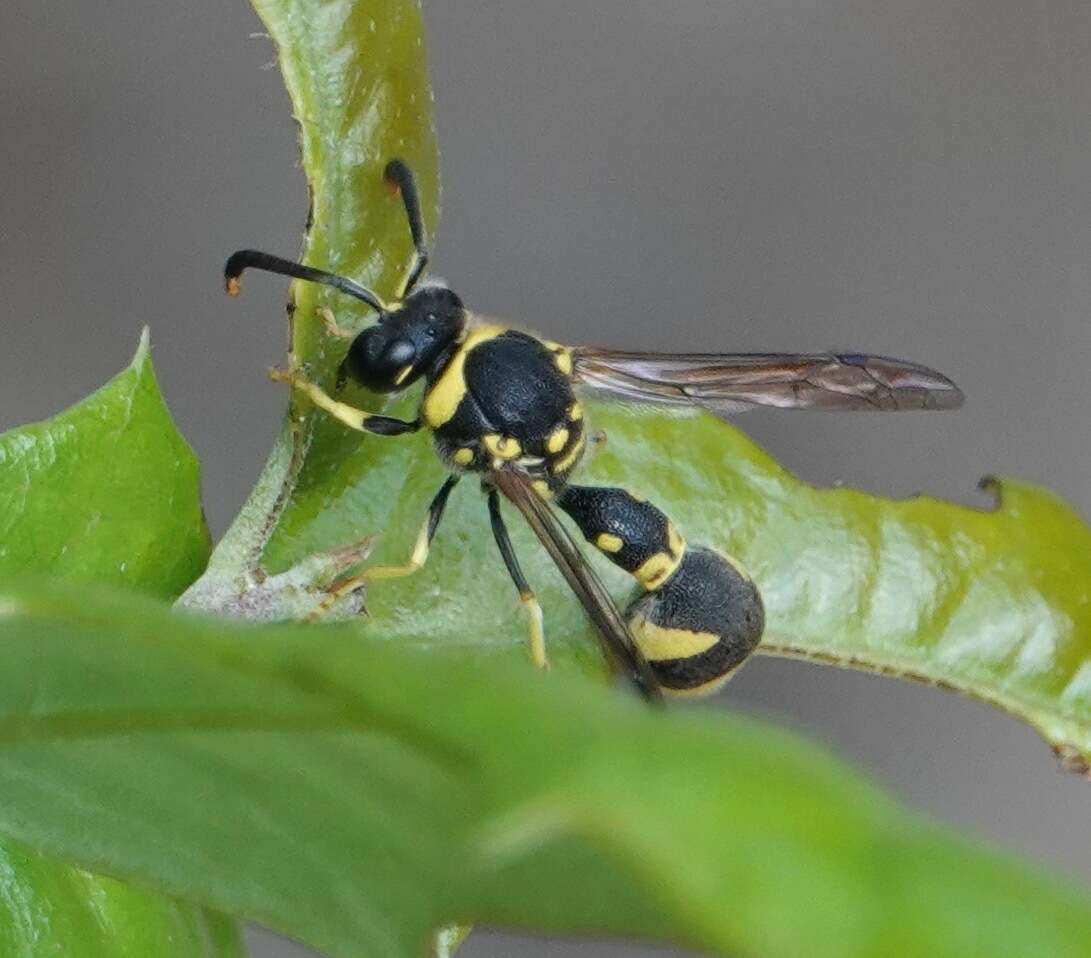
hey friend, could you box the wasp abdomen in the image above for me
[557,485,763,695]
[556,485,686,590]
[626,546,763,696]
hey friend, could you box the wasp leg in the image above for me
[316,305,356,340]
[269,366,420,436]
[487,489,548,670]
[556,485,763,695]
[307,474,460,620]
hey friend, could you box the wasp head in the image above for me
[338,285,466,393]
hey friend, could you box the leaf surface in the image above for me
[587,409,1091,770]
[225,401,1091,771]
[192,0,439,588]
[0,330,210,598]
[2,584,1091,958]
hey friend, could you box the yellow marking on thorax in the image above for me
[532,480,553,499]
[546,426,569,454]
[552,431,586,474]
[452,447,475,466]
[483,433,521,460]
[596,533,624,554]
[629,614,719,661]
[421,323,508,428]
[567,402,583,422]
[542,340,575,376]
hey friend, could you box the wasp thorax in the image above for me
[340,286,466,393]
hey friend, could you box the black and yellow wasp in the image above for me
[226,160,963,702]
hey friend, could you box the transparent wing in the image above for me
[492,469,662,703]
[572,348,964,414]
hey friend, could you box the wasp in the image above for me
[226,160,963,701]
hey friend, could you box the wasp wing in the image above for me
[572,348,963,414]
[492,469,663,703]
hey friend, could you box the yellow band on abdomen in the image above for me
[629,614,720,661]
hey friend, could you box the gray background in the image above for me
[3,1,1090,955]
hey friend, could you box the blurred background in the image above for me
[3,1,1090,955]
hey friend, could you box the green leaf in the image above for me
[204,397,1091,771]
[2,584,1091,958]
[0,329,211,599]
[0,335,239,955]
[185,0,1091,776]
[0,839,244,958]
[581,409,1091,769]
[188,0,439,587]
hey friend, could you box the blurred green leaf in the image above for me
[3,584,1091,958]
[0,334,240,956]
[0,329,210,598]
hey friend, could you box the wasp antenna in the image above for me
[383,159,430,295]
[223,249,389,314]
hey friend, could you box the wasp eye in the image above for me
[381,337,417,366]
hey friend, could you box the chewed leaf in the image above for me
[191,0,1091,775]
[0,329,210,599]
[580,408,1091,770]
[243,399,1091,772]
[2,584,1091,958]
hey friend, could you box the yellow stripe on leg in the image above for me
[520,591,549,670]
[362,516,432,581]
[317,306,355,340]
[306,517,433,620]
[269,368,374,432]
